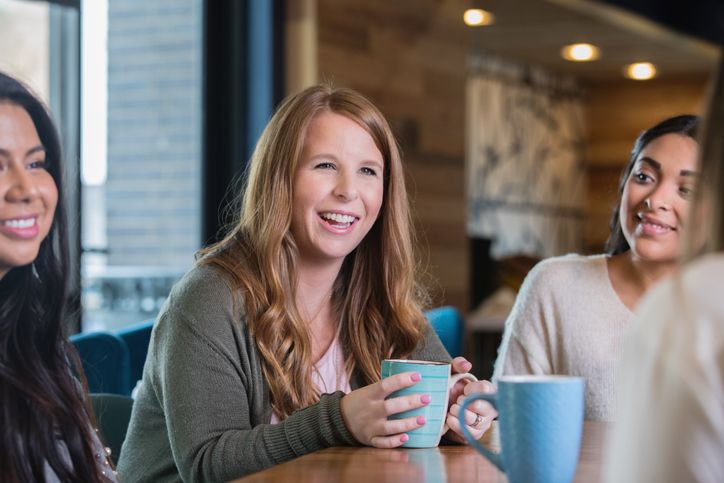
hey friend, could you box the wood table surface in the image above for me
[234,421,608,482]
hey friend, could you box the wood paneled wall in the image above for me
[316,0,711,312]
[583,77,709,252]
[317,0,473,309]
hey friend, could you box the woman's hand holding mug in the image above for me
[442,357,497,443]
[446,377,497,443]
[340,371,431,448]
[340,358,495,448]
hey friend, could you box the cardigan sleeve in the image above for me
[155,311,355,482]
[131,265,357,482]
[411,321,454,362]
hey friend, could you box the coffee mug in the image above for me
[381,359,477,448]
[459,375,584,483]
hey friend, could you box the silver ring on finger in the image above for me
[471,413,484,429]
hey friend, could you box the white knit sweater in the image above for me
[605,253,724,483]
[493,254,634,421]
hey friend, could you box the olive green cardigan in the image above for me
[117,266,450,482]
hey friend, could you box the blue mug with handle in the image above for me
[382,359,477,448]
[459,375,585,483]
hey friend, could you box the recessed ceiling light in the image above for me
[561,43,600,62]
[463,8,494,27]
[624,62,657,80]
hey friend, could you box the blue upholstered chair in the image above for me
[425,306,465,357]
[116,319,154,390]
[69,332,131,395]
[90,393,134,465]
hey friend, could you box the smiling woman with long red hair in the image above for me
[117,85,496,482]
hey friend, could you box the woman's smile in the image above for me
[634,213,676,237]
[318,210,359,232]
[0,214,40,239]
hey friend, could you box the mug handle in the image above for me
[459,394,505,472]
[440,373,477,436]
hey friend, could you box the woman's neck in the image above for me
[296,258,343,319]
[607,252,677,311]
[629,254,677,288]
[295,259,342,361]
[295,258,341,302]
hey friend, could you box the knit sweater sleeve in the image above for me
[141,267,356,482]
[161,317,356,481]
[493,259,557,380]
[411,322,454,362]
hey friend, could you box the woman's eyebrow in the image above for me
[639,156,698,177]
[638,157,661,170]
[27,145,45,156]
[0,144,45,157]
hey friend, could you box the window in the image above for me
[3,0,278,333]
[81,0,203,331]
[0,0,81,326]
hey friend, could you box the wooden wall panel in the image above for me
[583,77,709,252]
[316,0,711,310]
[318,0,471,309]
[586,77,709,167]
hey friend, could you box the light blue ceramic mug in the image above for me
[381,359,477,448]
[459,375,585,483]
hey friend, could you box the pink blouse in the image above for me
[269,337,351,424]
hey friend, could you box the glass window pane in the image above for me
[1,0,81,333]
[81,0,203,331]
[0,0,50,100]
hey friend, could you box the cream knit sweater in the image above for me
[605,253,724,483]
[493,254,633,421]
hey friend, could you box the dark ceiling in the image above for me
[461,0,719,82]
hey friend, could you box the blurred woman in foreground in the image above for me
[605,58,724,483]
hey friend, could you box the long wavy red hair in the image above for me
[199,85,429,417]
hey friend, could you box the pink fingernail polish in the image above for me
[411,372,421,382]
[417,416,426,425]
[401,434,409,442]
[421,394,431,404]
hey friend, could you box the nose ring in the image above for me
[644,198,652,209]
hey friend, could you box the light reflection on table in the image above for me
[234,421,607,483]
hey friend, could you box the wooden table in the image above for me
[235,421,608,482]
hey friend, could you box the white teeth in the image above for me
[321,212,355,224]
[2,218,36,228]
[641,220,672,231]
[644,221,668,229]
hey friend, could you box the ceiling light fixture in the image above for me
[561,43,600,62]
[624,62,657,80]
[463,8,494,27]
